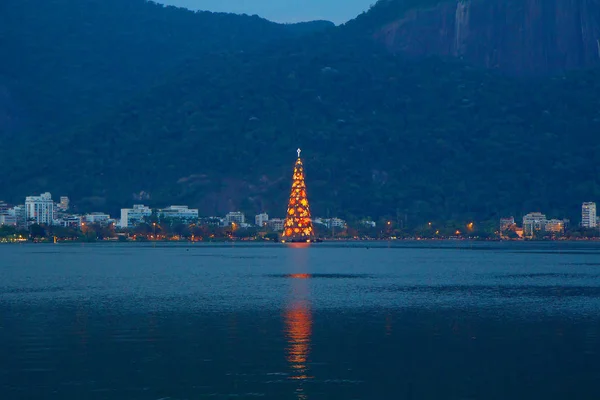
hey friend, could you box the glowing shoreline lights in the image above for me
[282,149,316,243]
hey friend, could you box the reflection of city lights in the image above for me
[287,243,310,249]
[290,273,311,279]
[285,300,312,380]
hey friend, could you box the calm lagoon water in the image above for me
[1,241,600,399]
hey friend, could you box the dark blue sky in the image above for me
[157,0,374,24]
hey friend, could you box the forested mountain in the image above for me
[0,0,332,138]
[1,0,600,223]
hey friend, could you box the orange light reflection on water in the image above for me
[284,265,313,386]
[289,273,311,279]
[286,243,311,249]
[285,299,312,381]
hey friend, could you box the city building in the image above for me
[119,204,152,228]
[0,215,17,226]
[0,202,13,226]
[361,220,377,228]
[267,218,285,232]
[328,218,346,229]
[545,219,566,233]
[255,213,269,227]
[199,217,222,226]
[500,217,516,231]
[523,212,547,236]
[313,218,326,226]
[84,213,111,225]
[157,205,199,221]
[582,202,597,228]
[55,216,83,228]
[57,196,70,212]
[25,192,54,225]
[9,206,27,229]
[225,211,245,225]
[314,217,346,229]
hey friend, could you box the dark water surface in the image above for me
[1,242,600,399]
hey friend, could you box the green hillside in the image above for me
[0,0,330,138]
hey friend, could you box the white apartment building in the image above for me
[523,212,547,236]
[25,192,54,225]
[225,211,245,225]
[157,205,198,221]
[84,213,111,225]
[267,218,284,232]
[582,202,597,228]
[255,213,269,227]
[120,204,152,228]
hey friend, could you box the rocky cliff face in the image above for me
[375,0,600,74]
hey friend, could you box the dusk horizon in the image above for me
[156,0,374,24]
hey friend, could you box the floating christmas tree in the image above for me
[282,149,315,243]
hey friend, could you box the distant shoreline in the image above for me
[3,237,600,245]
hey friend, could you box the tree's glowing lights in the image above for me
[282,150,315,242]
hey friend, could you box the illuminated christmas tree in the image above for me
[282,149,315,242]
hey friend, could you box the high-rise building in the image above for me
[255,213,269,227]
[25,192,54,225]
[119,205,152,228]
[582,202,597,228]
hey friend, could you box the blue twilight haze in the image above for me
[157,0,374,24]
